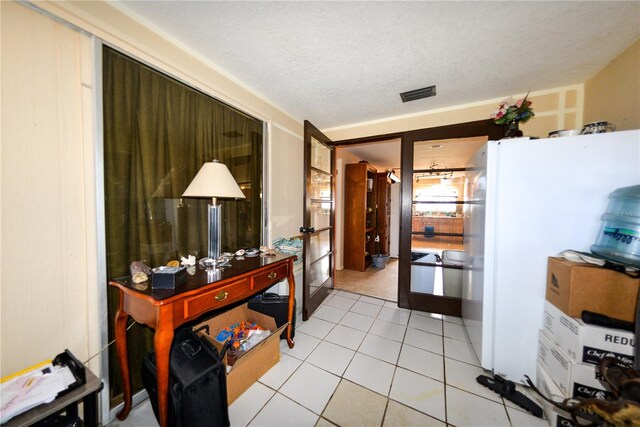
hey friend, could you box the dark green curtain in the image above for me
[103,46,263,406]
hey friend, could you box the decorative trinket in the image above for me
[180,255,196,267]
[130,261,151,276]
[132,271,148,284]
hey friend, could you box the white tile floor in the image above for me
[109,290,548,427]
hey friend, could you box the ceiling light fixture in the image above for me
[430,144,443,149]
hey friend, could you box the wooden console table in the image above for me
[109,253,296,427]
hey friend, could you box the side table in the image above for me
[3,369,103,427]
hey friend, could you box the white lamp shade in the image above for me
[182,161,246,199]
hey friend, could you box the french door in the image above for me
[301,121,336,320]
[398,121,504,315]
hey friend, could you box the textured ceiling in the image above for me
[115,1,640,130]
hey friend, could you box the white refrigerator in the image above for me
[462,130,640,383]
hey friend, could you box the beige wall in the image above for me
[584,39,640,131]
[1,2,99,375]
[324,86,584,141]
[268,124,304,243]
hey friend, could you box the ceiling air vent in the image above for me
[400,85,436,103]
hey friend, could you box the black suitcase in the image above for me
[248,293,295,340]
[141,327,229,427]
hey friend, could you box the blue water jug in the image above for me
[591,185,640,266]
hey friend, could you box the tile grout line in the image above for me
[440,317,450,426]
[249,291,507,427]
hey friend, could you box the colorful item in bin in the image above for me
[216,321,269,365]
[215,322,262,347]
[166,260,180,268]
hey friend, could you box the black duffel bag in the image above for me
[141,326,229,427]
[248,292,296,340]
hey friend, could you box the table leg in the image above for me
[114,293,132,421]
[83,390,98,427]
[154,322,174,427]
[286,259,296,349]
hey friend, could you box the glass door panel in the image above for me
[310,169,332,230]
[302,121,335,319]
[309,229,331,261]
[309,255,331,292]
[312,137,332,173]
[400,132,493,315]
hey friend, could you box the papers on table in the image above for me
[0,362,75,423]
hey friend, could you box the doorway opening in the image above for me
[332,136,487,303]
[334,139,401,301]
[409,137,486,303]
[328,119,504,315]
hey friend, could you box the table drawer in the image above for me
[184,278,251,318]
[253,263,289,289]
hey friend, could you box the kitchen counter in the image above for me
[412,216,464,239]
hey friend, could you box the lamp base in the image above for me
[208,203,221,260]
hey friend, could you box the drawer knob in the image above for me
[267,271,277,280]
[214,290,228,302]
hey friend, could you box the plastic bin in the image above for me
[372,254,390,269]
[442,250,466,298]
[410,252,437,294]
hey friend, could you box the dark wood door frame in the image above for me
[335,119,504,315]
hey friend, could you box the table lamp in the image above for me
[182,160,246,263]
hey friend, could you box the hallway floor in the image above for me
[335,259,399,301]
[111,290,547,427]
[334,237,464,302]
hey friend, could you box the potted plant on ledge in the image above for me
[491,93,535,138]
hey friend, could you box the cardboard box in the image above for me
[196,303,287,404]
[537,330,610,399]
[545,257,639,322]
[543,301,634,366]
[534,363,573,427]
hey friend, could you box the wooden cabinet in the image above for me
[376,173,391,255]
[344,162,377,271]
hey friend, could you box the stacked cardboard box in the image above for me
[533,363,574,426]
[536,257,638,424]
